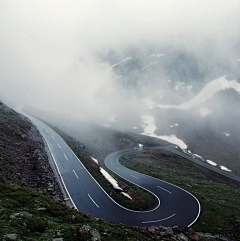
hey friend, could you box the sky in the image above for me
[1,0,240,123]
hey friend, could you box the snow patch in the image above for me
[110,57,132,68]
[199,107,212,117]
[236,59,240,61]
[174,123,179,126]
[147,62,154,67]
[224,132,230,137]
[133,127,138,130]
[157,54,165,58]
[139,143,143,148]
[206,160,217,166]
[100,168,123,190]
[141,115,188,149]
[187,85,193,90]
[121,192,132,200]
[91,157,99,165]
[175,82,185,91]
[158,135,187,149]
[114,75,122,80]
[156,76,240,110]
[103,49,109,56]
[220,165,232,172]
[100,124,111,128]
[192,154,204,162]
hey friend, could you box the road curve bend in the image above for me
[104,149,201,227]
[27,115,200,227]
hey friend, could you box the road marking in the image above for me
[142,214,176,224]
[40,120,161,214]
[57,143,61,148]
[130,174,139,179]
[88,194,99,208]
[41,138,77,210]
[64,154,68,160]
[46,130,49,133]
[51,135,55,139]
[157,186,172,194]
[116,167,121,171]
[73,170,79,179]
[32,116,201,224]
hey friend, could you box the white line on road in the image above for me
[130,174,139,179]
[40,120,161,214]
[43,140,77,210]
[88,194,99,208]
[64,154,68,160]
[73,170,79,179]
[57,143,61,148]
[157,186,172,194]
[142,214,176,224]
[51,135,55,139]
[116,167,121,171]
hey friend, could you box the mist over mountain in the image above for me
[1,1,240,173]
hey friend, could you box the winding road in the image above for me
[27,116,203,227]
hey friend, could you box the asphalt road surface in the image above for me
[28,116,202,227]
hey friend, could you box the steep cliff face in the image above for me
[0,101,62,201]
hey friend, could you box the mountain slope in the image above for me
[0,101,164,240]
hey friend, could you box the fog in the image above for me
[1,1,240,137]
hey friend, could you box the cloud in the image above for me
[0,0,240,125]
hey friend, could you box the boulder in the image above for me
[196,232,216,239]
[173,226,180,232]
[0,208,5,214]
[166,227,174,237]
[80,225,101,241]
[10,212,32,219]
[3,233,18,240]
[177,233,188,241]
[36,207,46,211]
[147,226,155,233]
[158,225,166,232]
[189,234,199,241]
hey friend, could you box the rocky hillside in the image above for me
[0,101,62,200]
[1,101,238,240]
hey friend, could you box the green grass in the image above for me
[0,179,160,241]
[119,149,240,240]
